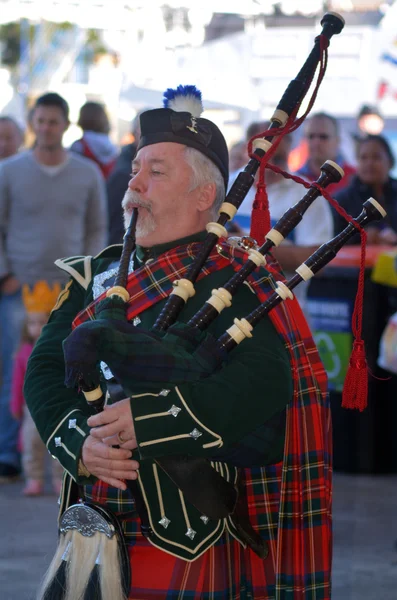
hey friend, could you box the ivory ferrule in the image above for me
[220,202,238,220]
[252,139,273,153]
[275,281,294,301]
[367,197,386,218]
[106,286,130,302]
[83,387,103,402]
[324,159,344,178]
[295,263,314,281]
[227,318,253,344]
[207,287,233,313]
[265,228,285,247]
[206,222,228,238]
[271,109,289,126]
[171,278,195,302]
[248,249,267,267]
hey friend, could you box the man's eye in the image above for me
[130,171,138,177]
[152,170,163,175]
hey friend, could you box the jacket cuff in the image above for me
[46,408,96,484]
[131,386,223,460]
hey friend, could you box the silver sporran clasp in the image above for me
[59,504,116,539]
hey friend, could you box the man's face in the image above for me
[122,142,212,246]
[0,120,22,159]
[357,139,392,186]
[31,105,69,150]
[305,117,339,167]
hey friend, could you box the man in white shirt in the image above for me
[230,131,334,311]
[0,93,107,482]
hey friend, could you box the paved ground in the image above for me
[0,472,396,599]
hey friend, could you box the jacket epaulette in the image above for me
[54,255,93,290]
[55,246,123,290]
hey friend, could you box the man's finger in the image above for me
[89,455,140,472]
[102,434,138,450]
[95,467,139,481]
[103,398,129,410]
[87,411,119,428]
[90,422,122,439]
[101,458,140,472]
[84,457,139,479]
[119,439,138,450]
[90,440,132,460]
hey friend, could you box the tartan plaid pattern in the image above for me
[72,241,232,327]
[78,241,331,599]
[86,479,279,599]
[240,263,332,599]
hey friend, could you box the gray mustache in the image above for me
[122,190,152,212]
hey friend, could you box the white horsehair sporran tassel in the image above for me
[37,504,129,600]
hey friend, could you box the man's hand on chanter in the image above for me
[81,434,139,491]
[88,397,137,451]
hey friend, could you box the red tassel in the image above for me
[249,183,271,246]
[341,340,368,411]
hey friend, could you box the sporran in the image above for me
[37,501,130,600]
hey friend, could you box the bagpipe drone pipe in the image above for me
[62,198,386,509]
[63,159,344,409]
[151,11,346,333]
[64,200,386,405]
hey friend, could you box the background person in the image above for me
[297,111,355,194]
[229,123,333,314]
[70,101,119,180]
[10,281,63,496]
[0,116,24,160]
[0,91,107,482]
[228,140,247,172]
[333,134,397,245]
[106,109,148,245]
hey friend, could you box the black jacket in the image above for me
[333,175,397,244]
[106,143,137,245]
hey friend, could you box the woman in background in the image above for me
[333,135,397,244]
[70,101,118,179]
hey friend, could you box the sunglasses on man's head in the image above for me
[307,133,332,140]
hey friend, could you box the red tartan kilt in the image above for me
[86,480,277,599]
[125,521,277,599]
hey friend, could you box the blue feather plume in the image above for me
[163,85,203,117]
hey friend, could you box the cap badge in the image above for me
[186,116,199,134]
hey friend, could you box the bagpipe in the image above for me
[38,11,386,600]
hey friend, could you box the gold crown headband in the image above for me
[22,281,62,314]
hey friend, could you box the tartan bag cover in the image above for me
[72,240,332,598]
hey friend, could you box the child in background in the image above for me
[11,281,63,496]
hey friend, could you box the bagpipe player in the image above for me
[24,86,333,599]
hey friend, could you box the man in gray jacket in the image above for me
[0,92,107,481]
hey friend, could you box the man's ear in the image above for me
[196,183,217,212]
[63,119,70,133]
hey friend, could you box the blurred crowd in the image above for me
[0,91,396,493]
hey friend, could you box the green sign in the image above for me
[313,331,352,392]
[307,298,353,391]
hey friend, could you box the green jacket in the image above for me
[25,233,292,561]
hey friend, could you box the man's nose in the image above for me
[128,171,146,193]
